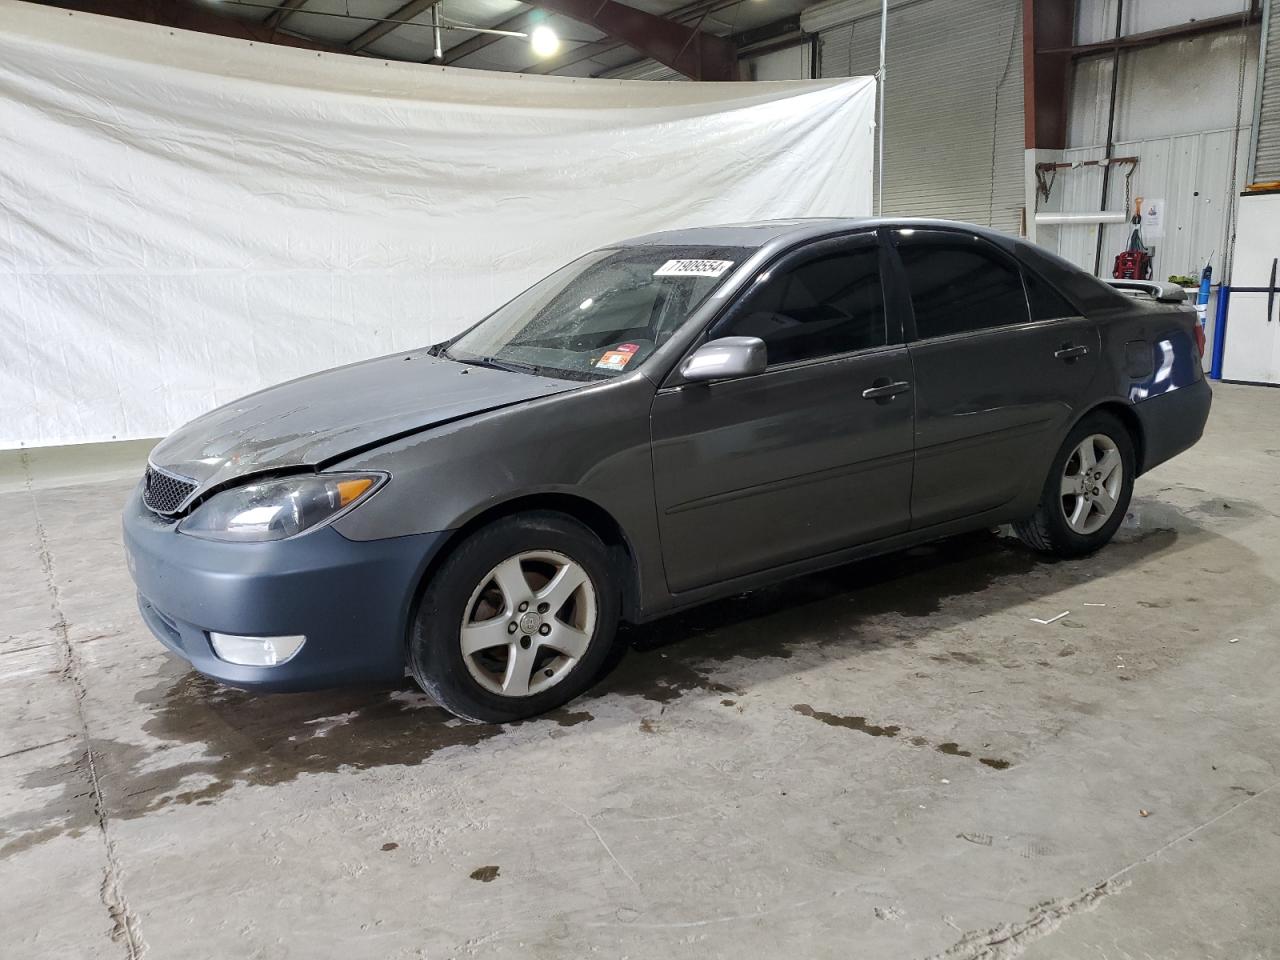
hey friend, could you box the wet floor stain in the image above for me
[0,666,585,857]
[469,865,500,882]
[1189,497,1271,520]
[793,704,900,737]
[594,530,1047,706]
[602,507,1195,710]
[793,707,1013,771]
[0,502,1228,856]
[931,651,984,666]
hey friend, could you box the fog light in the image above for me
[209,632,306,666]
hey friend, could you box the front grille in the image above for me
[143,465,197,515]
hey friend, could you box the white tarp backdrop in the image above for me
[0,1,875,448]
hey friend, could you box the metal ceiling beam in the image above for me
[512,0,737,77]
[525,7,793,78]
[527,0,739,80]
[446,0,738,79]
[443,9,538,65]
[265,0,309,30]
[345,0,439,52]
[1022,0,1074,150]
[1039,7,1261,60]
[522,37,617,74]
[33,0,344,52]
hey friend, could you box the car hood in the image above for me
[148,349,580,491]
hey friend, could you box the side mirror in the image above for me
[679,336,767,383]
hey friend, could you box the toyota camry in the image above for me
[124,219,1211,722]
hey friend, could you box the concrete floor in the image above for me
[3,383,1279,960]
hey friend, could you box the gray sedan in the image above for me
[123,218,1211,722]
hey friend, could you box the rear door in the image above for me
[890,228,1101,528]
[650,233,915,593]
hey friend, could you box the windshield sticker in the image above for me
[654,259,734,278]
[596,350,636,371]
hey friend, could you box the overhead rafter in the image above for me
[517,0,739,78]
[536,0,738,80]
[1039,7,1261,60]
[265,0,309,31]
[523,37,617,75]
[33,0,344,52]
[447,0,739,80]
[443,8,538,65]
[345,0,439,53]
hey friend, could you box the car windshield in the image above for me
[444,244,750,381]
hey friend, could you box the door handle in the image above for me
[1055,344,1089,361]
[1269,257,1277,323]
[862,380,912,401]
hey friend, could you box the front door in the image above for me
[650,233,916,593]
[890,228,1101,528]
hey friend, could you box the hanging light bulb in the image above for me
[530,25,560,58]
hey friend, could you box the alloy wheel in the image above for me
[459,550,598,698]
[1060,433,1123,535]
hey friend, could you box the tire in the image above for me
[409,511,620,723]
[1013,411,1136,558]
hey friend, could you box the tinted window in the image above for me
[1023,268,1080,320]
[1017,241,1134,313]
[721,246,886,365]
[898,239,1030,339]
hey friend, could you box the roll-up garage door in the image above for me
[1252,1,1280,182]
[813,0,1024,233]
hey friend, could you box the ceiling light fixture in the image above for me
[530,25,560,58]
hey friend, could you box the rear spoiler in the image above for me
[1104,279,1188,303]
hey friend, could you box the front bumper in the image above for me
[122,483,449,691]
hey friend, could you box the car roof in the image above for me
[618,217,1018,250]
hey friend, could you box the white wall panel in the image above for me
[819,0,1026,233]
[1040,0,1256,280]
[1068,29,1258,146]
[746,43,813,81]
[1038,129,1248,281]
[1077,0,1252,45]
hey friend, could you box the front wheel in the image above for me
[409,512,620,723]
[1013,411,1135,558]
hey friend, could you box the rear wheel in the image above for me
[409,512,620,723]
[1014,411,1135,558]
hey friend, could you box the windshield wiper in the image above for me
[455,355,547,376]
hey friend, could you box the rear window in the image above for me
[897,237,1030,339]
[1023,268,1080,320]
[1016,242,1132,314]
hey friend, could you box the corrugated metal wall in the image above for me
[1253,0,1280,181]
[745,43,813,80]
[818,0,1025,234]
[1039,5,1256,280]
[1041,130,1249,281]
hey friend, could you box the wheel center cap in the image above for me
[519,612,542,634]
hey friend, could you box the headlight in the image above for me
[178,473,386,542]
